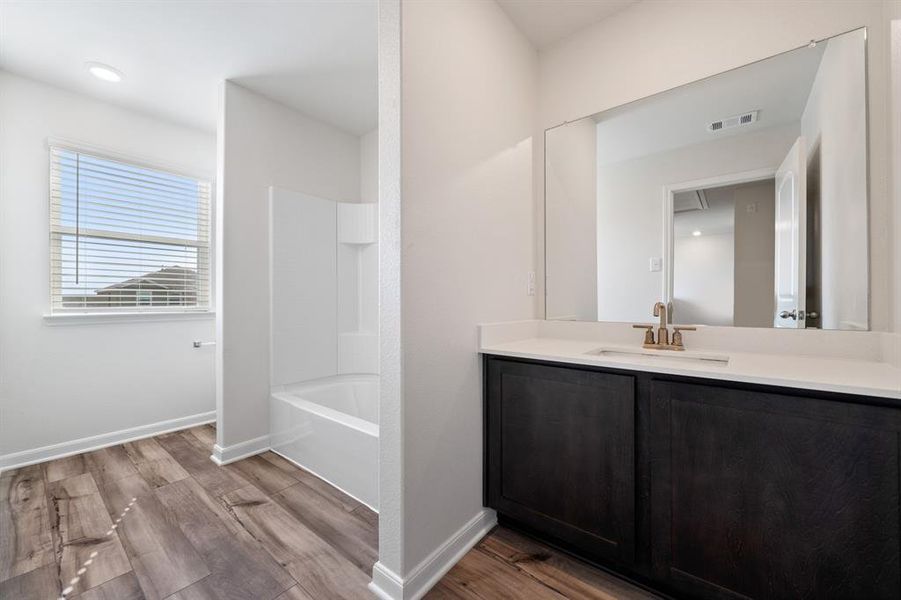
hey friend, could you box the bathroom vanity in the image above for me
[481,323,901,600]
[496,23,901,599]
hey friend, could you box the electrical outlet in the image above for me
[649,257,662,272]
[527,271,536,296]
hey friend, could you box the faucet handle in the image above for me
[632,324,655,346]
[672,326,696,348]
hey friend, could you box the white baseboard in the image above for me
[368,509,497,600]
[369,562,404,600]
[0,410,216,472]
[210,434,270,465]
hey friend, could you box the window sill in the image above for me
[43,311,215,326]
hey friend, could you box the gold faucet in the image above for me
[653,302,669,346]
[633,302,695,351]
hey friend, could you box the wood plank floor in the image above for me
[429,527,660,600]
[2,425,658,599]
[0,425,376,600]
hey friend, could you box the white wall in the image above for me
[536,0,895,331]
[375,0,403,583]
[0,71,216,462]
[361,128,379,204]
[674,232,735,326]
[218,81,359,449]
[595,124,796,322]
[801,30,868,330]
[545,118,597,320]
[399,0,536,577]
[270,188,338,385]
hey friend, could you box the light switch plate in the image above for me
[649,257,662,272]
[527,271,536,296]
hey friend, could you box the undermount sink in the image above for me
[586,346,730,366]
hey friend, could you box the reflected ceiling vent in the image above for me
[708,110,759,132]
[673,189,709,213]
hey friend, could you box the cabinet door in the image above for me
[486,359,636,563]
[650,380,901,600]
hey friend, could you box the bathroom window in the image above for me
[49,145,211,313]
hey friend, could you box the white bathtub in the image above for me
[270,374,378,510]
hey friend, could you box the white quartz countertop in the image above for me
[479,325,901,401]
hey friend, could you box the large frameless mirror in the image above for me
[545,27,868,330]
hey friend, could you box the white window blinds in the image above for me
[50,146,211,313]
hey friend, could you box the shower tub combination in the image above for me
[268,187,379,512]
[270,374,379,510]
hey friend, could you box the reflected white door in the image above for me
[773,137,806,328]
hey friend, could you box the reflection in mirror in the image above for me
[545,27,868,330]
[673,179,774,327]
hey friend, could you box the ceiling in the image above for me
[674,180,778,239]
[589,40,826,166]
[674,182,769,239]
[0,1,378,135]
[496,0,637,49]
[674,193,736,239]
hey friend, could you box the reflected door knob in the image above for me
[779,309,798,320]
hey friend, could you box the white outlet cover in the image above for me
[649,257,662,272]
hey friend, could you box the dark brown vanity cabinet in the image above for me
[484,356,901,600]
[650,380,901,600]
[485,358,637,564]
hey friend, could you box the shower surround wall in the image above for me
[269,187,379,508]
[270,187,379,384]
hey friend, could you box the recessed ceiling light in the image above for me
[692,230,702,237]
[86,62,124,83]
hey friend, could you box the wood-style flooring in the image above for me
[1,425,657,599]
[0,425,375,600]
[430,527,659,600]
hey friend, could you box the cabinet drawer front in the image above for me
[650,380,901,600]
[486,359,636,563]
